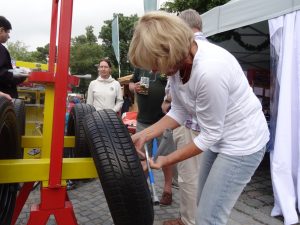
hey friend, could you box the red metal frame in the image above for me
[11,0,79,224]
[26,188,77,225]
[49,0,73,188]
[11,182,35,225]
[48,0,59,74]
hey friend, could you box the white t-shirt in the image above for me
[87,76,123,112]
[167,41,269,156]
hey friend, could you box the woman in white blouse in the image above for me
[87,58,123,112]
[128,12,269,225]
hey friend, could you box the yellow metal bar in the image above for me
[42,85,55,158]
[63,136,75,148]
[16,61,48,71]
[21,136,75,148]
[0,159,49,183]
[62,158,97,180]
[0,158,97,183]
[22,136,43,148]
[36,90,41,105]
[42,179,67,187]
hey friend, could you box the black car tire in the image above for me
[0,96,22,225]
[12,98,25,156]
[65,103,96,158]
[83,109,154,225]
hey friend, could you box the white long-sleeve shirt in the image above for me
[167,41,269,156]
[87,76,123,112]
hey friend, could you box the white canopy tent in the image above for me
[200,0,300,71]
[201,1,300,225]
[201,0,300,37]
[202,21,270,71]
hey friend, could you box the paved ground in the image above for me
[16,154,290,225]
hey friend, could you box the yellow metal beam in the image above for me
[22,136,43,148]
[16,61,49,71]
[42,85,55,158]
[21,136,75,148]
[0,158,97,183]
[63,136,75,148]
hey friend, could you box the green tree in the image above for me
[70,26,102,94]
[161,0,246,45]
[30,44,49,63]
[7,41,32,61]
[99,13,139,78]
[161,0,230,14]
[7,41,49,63]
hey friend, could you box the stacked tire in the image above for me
[0,97,25,225]
[12,99,25,155]
[65,103,96,158]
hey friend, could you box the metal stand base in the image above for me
[26,187,78,225]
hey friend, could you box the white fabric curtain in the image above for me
[269,10,300,225]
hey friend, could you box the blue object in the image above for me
[144,143,159,205]
[152,138,158,159]
[148,171,155,183]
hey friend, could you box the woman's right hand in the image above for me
[131,132,147,159]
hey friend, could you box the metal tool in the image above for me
[144,143,160,205]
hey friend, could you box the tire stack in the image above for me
[0,97,25,225]
[65,103,96,158]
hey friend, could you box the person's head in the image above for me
[179,9,202,32]
[0,16,12,44]
[128,11,194,76]
[98,58,112,79]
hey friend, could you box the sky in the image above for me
[0,0,167,51]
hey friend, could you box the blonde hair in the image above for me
[128,11,194,74]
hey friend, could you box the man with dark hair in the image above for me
[0,16,26,98]
[0,16,12,30]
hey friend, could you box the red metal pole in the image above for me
[11,182,35,225]
[48,0,59,73]
[48,0,73,188]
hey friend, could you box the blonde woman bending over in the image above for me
[128,11,269,225]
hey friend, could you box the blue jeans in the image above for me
[196,147,266,225]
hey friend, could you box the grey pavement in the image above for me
[16,155,290,225]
